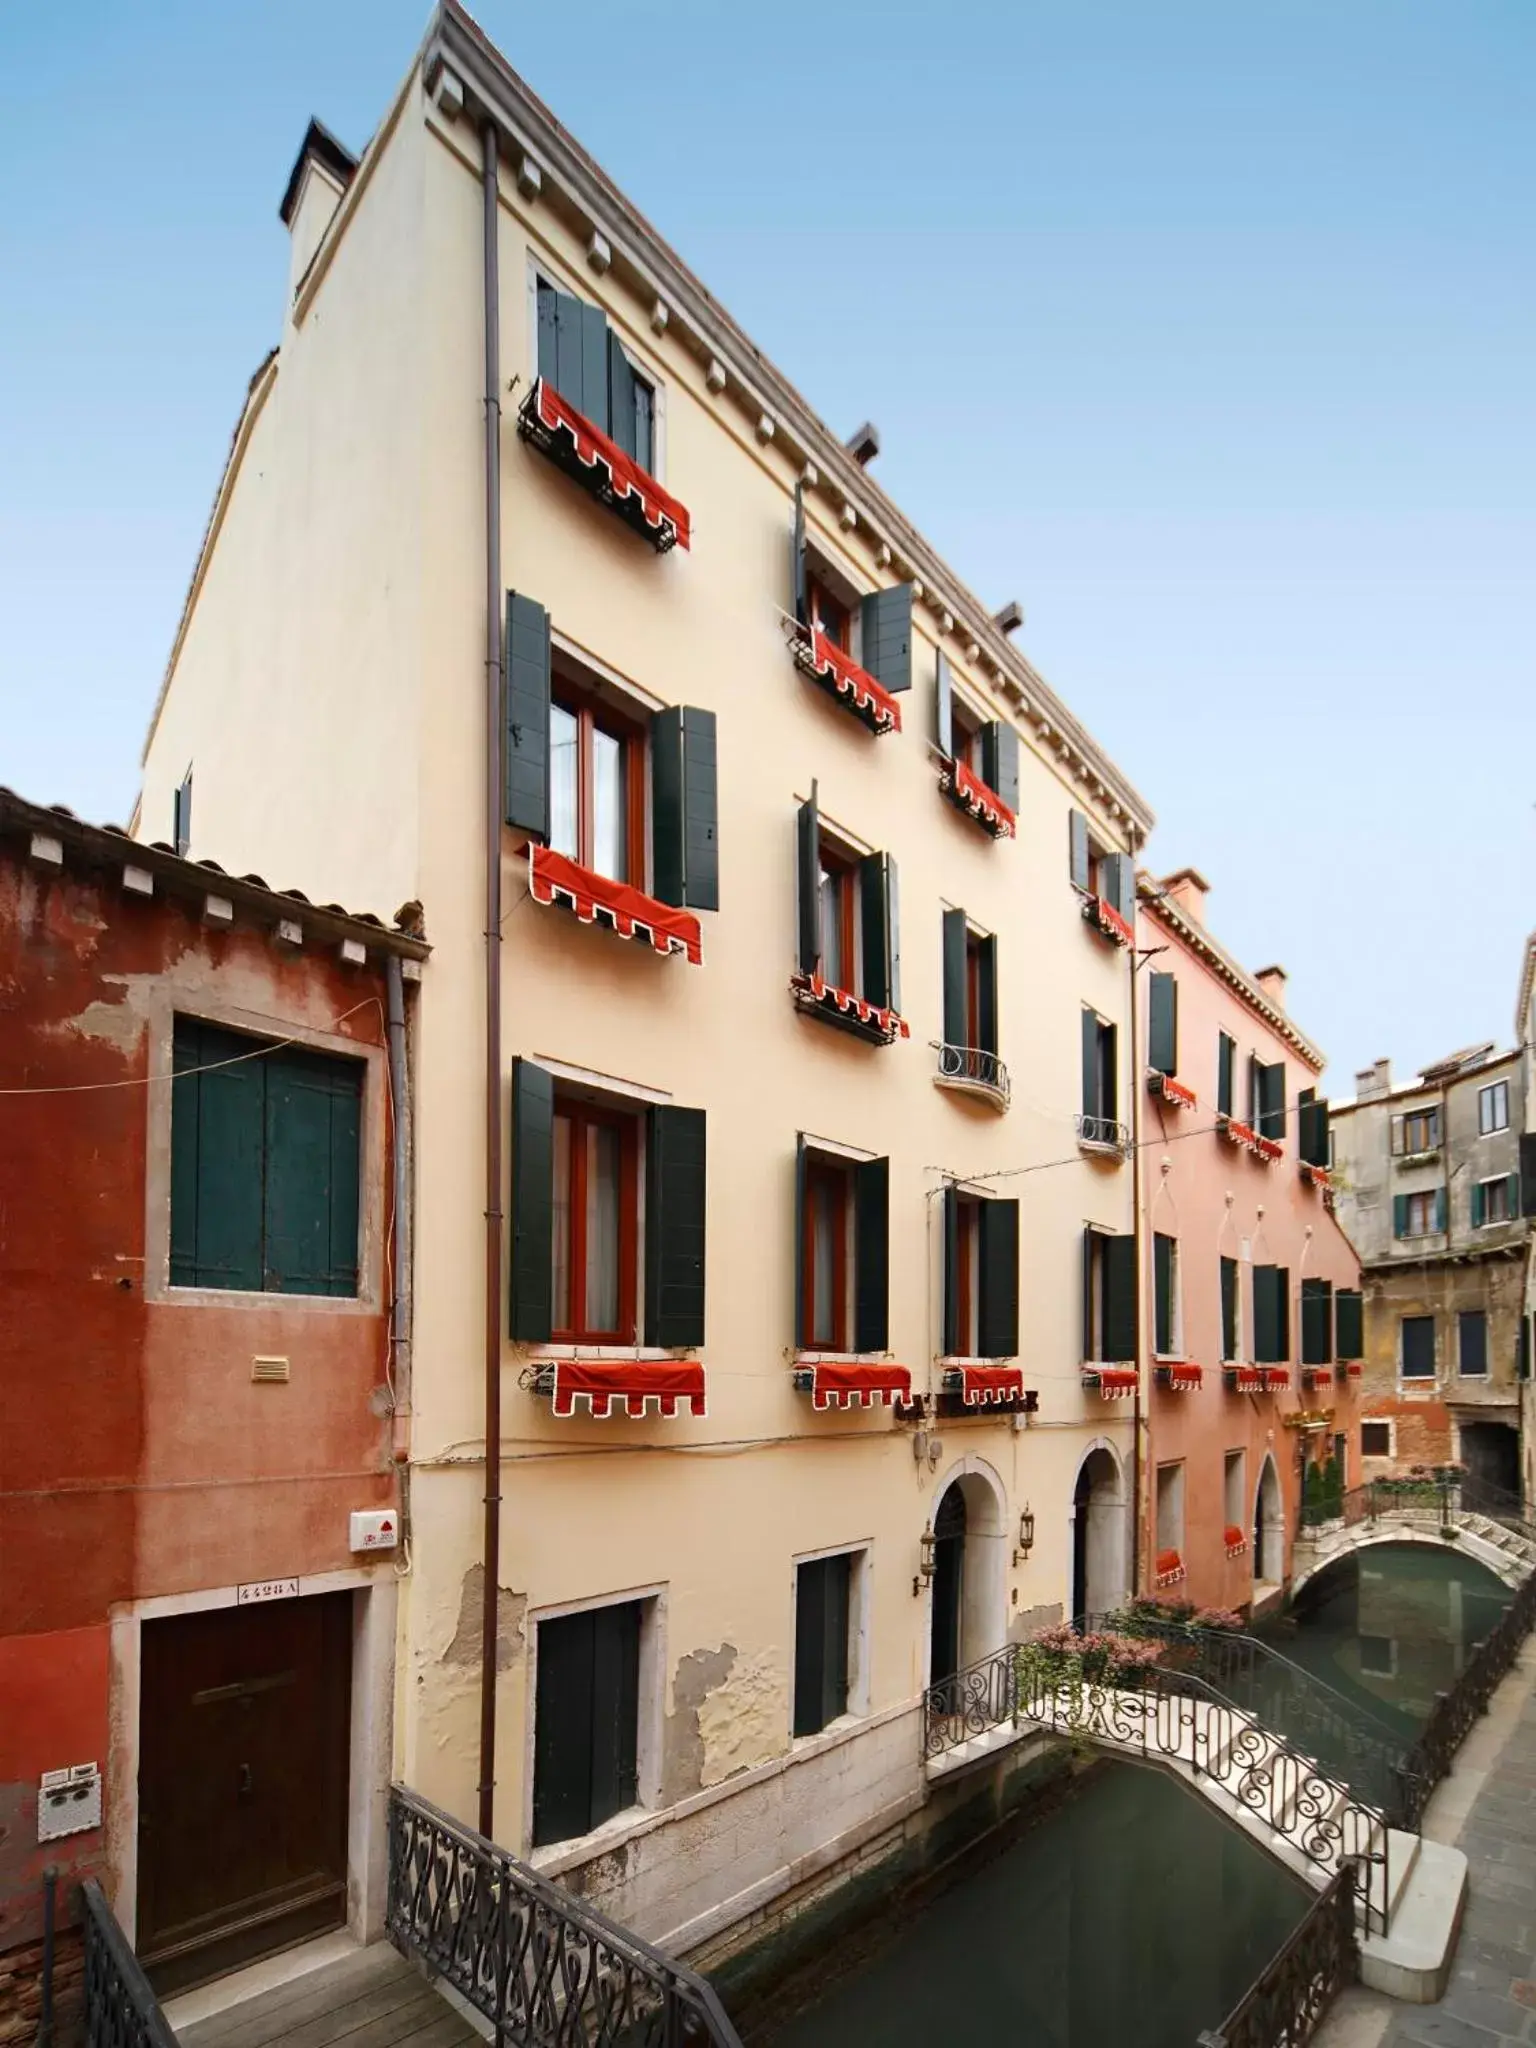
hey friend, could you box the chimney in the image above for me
[846,422,881,466]
[279,120,358,315]
[1158,868,1210,926]
[1254,964,1288,1008]
[1356,1058,1393,1101]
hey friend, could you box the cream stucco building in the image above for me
[137,3,1157,1970]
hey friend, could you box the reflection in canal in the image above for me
[763,1763,1308,2048]
[1271,1542,1513,1742]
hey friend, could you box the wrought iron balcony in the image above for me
[1076,1111,1130,1156]
[934,1041,1010,1106]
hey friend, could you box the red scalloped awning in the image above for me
[1160,1363,1203,1392]
[1253,1133,1283,1164]
[1226,1364,1263,1391]
[1152,1072,1198,1110]
[804,1362,912,1411]
[550,1358,706,1420]
[804,629,902,733]
[532,379,691,549]
[791,971,910,1042]
[954,1364,1025,1407]
[1301,1364,1332,1383]
[531,845,702,964]
[1224,1525,1248,1556]
[945,758,1016,837]
[1084,1367,1137,1398]
[1339,1361,1363,1379]
[1221,1117,1259,1147]
[1155,1549,1187,1587]
[1260,1367,1291,1392]
[1085,896,1134,947]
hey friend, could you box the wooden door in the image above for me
[137,1593,351,1992]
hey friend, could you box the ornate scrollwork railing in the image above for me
[79,1880,177,2048]
[1075,1111,1129,1153]
[935,1041,1011,1104]
[386,1786,741,2048]
[1399,1568,1536,1830]
[921,1645,1021,1758]
[1196,1861,1359,2048]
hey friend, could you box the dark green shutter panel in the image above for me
[989,720,1020,813]
[1217,1033,1235,1118]
[941,907,968,1048]
[978,1198,1019,1359]
[1521,1134,1536,1218]
[1101,1021,1118,1125]
[793,1560,827,1738]
[1253,1265,1277,1363]
[1393,1194,1408,1239]
[509,1057,554,1341]
[1220,1256,1238,1361]
[823,1556,850,1725]
[1301,1279,1333,1365]
[644,1105,706,1348]
[853,1155,889,1354]
[935,651,953,756]
[859,854,889,1010]
[977,934,998,1055]
[264,1047,362,1297]
[1508,1171,1522,1217]
[588,1602,640,1826]
[884,857,900,1015]
[325,1065,363,1295]
[1100,853,1127,917]
[796,787,820,976]
[1433,1186,1447,1233]
[793,1134,808,1348]
[650,708,718,911]
[173,774,192,858]
[859,584,912,694]
[1258,1061,1286,1141]
[1069,809,1091,892]
[1081,1008,1100,1120]
[1103,1233,1137,1364]
[792,483,807,624]
[943,1185,961,1357]
[650,708,684,907]
[169,1019,264,1291]
[504,592,551,839]
[537,282,559,386]
[1519,1316,1531,1382]
[1298,1096,1329,1169]
[1082,1227,1097,1360]
[532,1610,596,1847]
[1247,1055,1261,1129]
[1336,1289,1363,1361]
[1275,1268,1290,1362]
[1470,1179,1485,1228]
[1148,972,1177,1077]
[1154,1234,1173,1355]
[1459,1311,1488,1377]
[579,300,609,434]
[607,331,637,461]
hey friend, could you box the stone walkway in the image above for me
[175,1940,479,2048]
[1315,1639,1536,2048]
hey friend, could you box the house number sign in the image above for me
[237,1577,300,1605]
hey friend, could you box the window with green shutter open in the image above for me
[170,1018,363,1297]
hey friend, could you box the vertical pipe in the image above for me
[1129,920,1144,1596]
[386,954,412,1432]
[478,114,505,1844]
[38,1865,56,2048]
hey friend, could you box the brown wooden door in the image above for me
[137,1593,352,1992]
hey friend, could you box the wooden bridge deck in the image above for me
[176,1941,480,2048]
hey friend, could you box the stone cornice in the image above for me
[426,1,1153,843]
[1139,879,1323,1069]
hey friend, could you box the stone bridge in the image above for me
[1291,1499,1536,1599]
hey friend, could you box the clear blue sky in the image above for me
[1,1,1531,1090]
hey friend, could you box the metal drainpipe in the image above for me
[387,953,413,1443]
[477,113,505,1844]
[1129,910,1144,1596]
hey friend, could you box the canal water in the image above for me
[762,1762,1309,2048]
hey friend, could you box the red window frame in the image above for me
[550,680,649,883]
[807,575,851,653]
[552,1097,639,1345]
[803,1154,851,1351]
[818,843,860,996]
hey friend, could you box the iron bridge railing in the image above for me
[387,1785,742,2048]
[1398,1567,1536,1830]
[1302,1476,1536,1545]
[80,1879,177,2048]
[1196,1861,1359,2048]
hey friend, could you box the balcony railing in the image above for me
[80,1880,177,2048]
[1076,1111,1130,1154]
[934,1041,1010,1105]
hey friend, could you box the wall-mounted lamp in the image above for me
[913,1523,936,1597]
[1013,1504,1036,1566]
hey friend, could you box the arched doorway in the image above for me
[1253,1455,1284,1587]
[927,1462,1008,1683]
[1069,1443,1127,1623]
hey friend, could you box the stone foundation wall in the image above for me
[0,1926,83,2048]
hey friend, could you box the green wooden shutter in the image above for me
[1148,972,1177,1077]
[263,1046,362,1297]
[1301,1279,1333,1364]
[1519,1316,1531,1382]
[793,1134,808,1348]
[885,856,901,1016]
[860,584,912,694]
[977,1199,1019,1359]
[644,1105,706,1348]
[169,1019,265,1291]
[1101,1021,1118,1125]
[853,1155,889,1354]
[536,280,559,386]
[1335,1289,1363,1361]
[941,907,967,1048]
[173,772,192,858]
[1433,1186,1447,1233]
[1298,1096,1329,1169]
[650,708,684,907]
[1459,1310,1488,1377]
[793,1559,826,1738]
[1471,1180,1486,1228]
[989,721,1020,813]
[859,854,890,1009]
[1220,1256,1238,1361]
[1254,1265,1278,1363]
[532,1609,596,1846]
[978,934,999,1055]
[1069,810,1091,893]
[1258,1061,1286,1141]
[588,1602,640,1827]
[1081,1008,1100,1120]
[650,708,718,912]
[935,651,953,757]
[792,483,807,625]
[1217,1033,1235,1119]
[796,787,820,977]
[1100,853,1130,919]
[1393,1193,1409,1239]
[607,332,637,460]
[1082,1227,1098,1360]
[1508,1171,1521,1219]
[1103,1234,1137,1363]
[1521,1134,1536,1218]
[578,300,609,434]
[942,1186,961,1357]
[504,592,552,839]
[1153,1234,1174,1355]
[509,1057,555,1341]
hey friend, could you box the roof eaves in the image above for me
[1138,877,1323,1069]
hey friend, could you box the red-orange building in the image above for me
[1135,869,1362,1614]
[0,788,426,2021]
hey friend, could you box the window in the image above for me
[1301,1278,1334,1365]
[1156,1463,1185,1555]
[552,1099,639,1343]
[1153,1233,1180,1356]
[797,1141,888,1353]
[1148,972,1178,1077]
[1248,1057,1286,1142]
[170,1018,362,1297]
[1359,1634,1396,1679]
[1472,1176,1515,1228]
[1217,1032,1236,1119]
[1080,1009,1119,1142]
[1297,1087,1331,1170]
[1068,810,1107,897]
[1400,1315,1436,1380]
[1224,1450,1245,1531]
[795,789,900,1021]
[940,909,999,1064]
[806,572,851,652]
[532,1600,642,1847]
[1253,1265,1290,1364]
[1478,1081,1509,1135]
[1220,1255,1241,1362]
[817,843,858,994]
[1457,1309,1488,1378]
[1361,1420,1393,1459]
[1083,1227,1137,1363]
[944,1190,1020,1358]
[1336,1288,1364,1361]
[549,682,647,884]
[536,276,655,473]
[1391,1107,1441,1157]
[1394,1189,1445,1239]
[793,1552,856,1738]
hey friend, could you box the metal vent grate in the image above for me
[251,1355,290,1384]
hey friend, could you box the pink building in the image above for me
[1136,870,1363,1614]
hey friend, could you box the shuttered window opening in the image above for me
[935,656,1019,837]
[170,1018,362,1297]
[1217,1032,1236,1119]
[1394,1188,1445,1239]
[1079,1010,1122,1149]
[1300,1278,1334,1365]
[510,1060,706,1351]
[1252,1265,1290,1365]
[1471,1175,1517,1228]
[795,1138,888,1354]
[1297,1089,1331,1170]
[938,909,1006,1103]
[1391,1107,1442,1157]
[1249,1057,1286,1143]
[793,1553,855,1739]
[787,486,911,734]
[532,1601,643,1848]
[792,787,906,1043]
[1069,811,1136,944]
[1147,972,1178,1078]
[1400,1315,1436,1380]
[1335,1289,1364,1362]
[1082,1227,1137,1364]
[1457,1309,1488,1378]
[1220,1256,1241,1362]
[942,1188,1020,1359]
[1153,1234,1180,1356]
